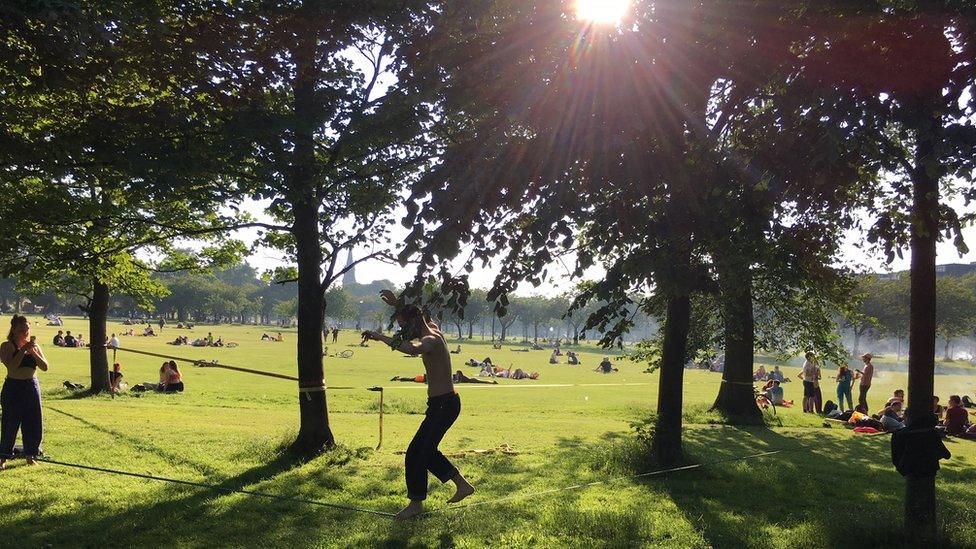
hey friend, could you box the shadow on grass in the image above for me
[44,405,222,477]
[5,416,975,547]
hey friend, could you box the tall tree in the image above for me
[799,1,976,537]
[179,0,435,454]
[0,3,248,392]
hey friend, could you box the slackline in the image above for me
[112,347,368,390]
[37,450,784,520]
[383,382,653,389]
[421,449,786,516]
[38,458,396,518]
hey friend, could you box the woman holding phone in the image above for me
[0,315,49,468]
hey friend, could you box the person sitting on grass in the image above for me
[492,343,502,350]
[212,337,224,347]
[143,325,155,337]
[880,400,906,432]
[160,361,184,393]
[453,370,498,384]
[567,351,580,365]
[451,345,461,355]
[933,396,946,419]
[109,362,125,393]
[53,330,65,347]
[595,357,618,373]
[63,330,77,347]
[478,363,495,377]
[753,364,767,381]
[275,332,283,342]
[549,350,560,364]
[76,333,86,347]
[943,395,971,436]
[756,380,793,408]
[769,366,784,383]
[261,333,271,341]
[885,389,906,408]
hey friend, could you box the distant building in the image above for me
[875,262,976,280]
[935,263,976,278]
[341,249,357,286]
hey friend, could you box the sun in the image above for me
[576,0,629,24]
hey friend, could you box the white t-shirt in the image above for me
[109,336,120,348]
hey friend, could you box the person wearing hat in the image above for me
[855,353,875,412]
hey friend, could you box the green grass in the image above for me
[2,316,976,548]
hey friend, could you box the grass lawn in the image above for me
[2,317,976,548]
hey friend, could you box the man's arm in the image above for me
[364,331,434,356]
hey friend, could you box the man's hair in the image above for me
[949,395,961,405]
[398,304,423,321]
[773,380,781,386]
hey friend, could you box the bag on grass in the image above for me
[823,400,838,414]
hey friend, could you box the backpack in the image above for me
[823,400,838,414]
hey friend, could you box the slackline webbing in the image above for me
[111,346,386,447]
[37,458,395,518]
[37,450,786,520]
[722,379,760,386]
[421,449,786,516]
[113,347,367,390]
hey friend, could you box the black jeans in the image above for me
[858,384,870,410]
[0,377,43,459]
[406,392,461,501]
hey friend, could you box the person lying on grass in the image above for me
[492,367,539,380]
[361,290,475,520]
[453,370,497,384]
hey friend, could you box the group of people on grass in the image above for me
[261,332,284,342]
[548,348,582,365]
[169,332,226,347]
[754,351,976,436]
[51,330,85,348]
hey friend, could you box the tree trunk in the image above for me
[653,294,690,464]
[712,259,761,420]
[87,280,111,393]
[288,23,334,456]
[903,120,939,540]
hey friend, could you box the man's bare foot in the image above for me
[0,460,6,470]
[447,476,474,503]
[394,500,424,520]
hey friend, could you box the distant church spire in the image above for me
[341,248,357,286]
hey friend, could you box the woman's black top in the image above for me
[15,343,38,369]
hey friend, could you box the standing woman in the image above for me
[0,315,49,468]
[835,364,854,412]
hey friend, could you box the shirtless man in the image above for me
[361,290,475,520]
